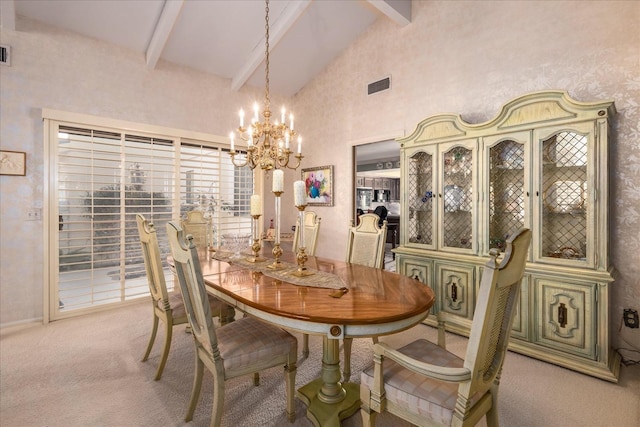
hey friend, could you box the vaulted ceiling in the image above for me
[2,0,411,97]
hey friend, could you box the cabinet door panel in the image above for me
[435,262,475,319]
[533,122,596,268]
[482,131,531,256]
[534,278,596,359]
[438,140,477,254]
[405,147,437,249]
[397,256,434,316]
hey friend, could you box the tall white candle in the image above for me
[294,180,306,206]
[290,113,294,130]
[272,169,284,193]
[297,136,302,154]
[253,102,259,123]
[281,106,286,124]
[239,109,244,128]
[250,195,261,216]
[229,132,235,151]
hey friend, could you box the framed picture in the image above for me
[0,150,26,176]
[301,165,334,206]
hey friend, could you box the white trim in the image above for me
[41,108,230,146]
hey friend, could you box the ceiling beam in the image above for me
[145,0,185,69]
[368,0,411,26]
[231,0,312,92]
[0,0,16,31]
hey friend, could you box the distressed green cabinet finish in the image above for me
[435,261,475,319]
[394,91,619,382]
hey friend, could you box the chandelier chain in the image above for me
[264,0,270,113]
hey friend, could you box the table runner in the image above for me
[211,251,347,290]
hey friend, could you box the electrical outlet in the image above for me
[623,309,639,328]
[26,208,42,221]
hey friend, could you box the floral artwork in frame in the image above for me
[302,165,334,206]
[0,150,26,176]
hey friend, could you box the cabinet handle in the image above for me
[526,191,530,197]
[558,303,567,328]
[536,191,539,197]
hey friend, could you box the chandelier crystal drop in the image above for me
[229,0,303,171]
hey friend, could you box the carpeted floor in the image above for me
[1,300,639,427]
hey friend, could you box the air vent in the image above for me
[368,76,390,95]
[0,45,10,66]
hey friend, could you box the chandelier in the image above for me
[229,0,303,171]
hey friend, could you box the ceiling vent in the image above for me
[368,76,390,95]
[0,45,10,66]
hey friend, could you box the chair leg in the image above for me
[154,318,173,380]
[302,334,309,359]
[185,354,204,422]
[486,382,500,427]
[253,372,260,386]
[342,338,353,382]
[142,314,159,362]
[285,362,297,422]
[361,405,377,427]
[211,371,225,427]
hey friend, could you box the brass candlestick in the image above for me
[247,214,265,263]
[267,191,284,269]
[292,204,314,277]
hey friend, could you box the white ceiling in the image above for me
[4,0,411,97]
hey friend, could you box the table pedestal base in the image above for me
[297,379,360,427]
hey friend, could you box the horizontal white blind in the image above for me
[57,125,176,313]
[179,141,254,249]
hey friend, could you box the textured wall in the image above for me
[1,1,638,351]
[0,17,269,325]
[293,1,640,348]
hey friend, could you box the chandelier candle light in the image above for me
[268,169,284,269]
[292,180,313,277]
[248,195,265,263]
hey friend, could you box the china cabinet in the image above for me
[395,91,619,381]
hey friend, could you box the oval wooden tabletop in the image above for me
[199,252,435,327]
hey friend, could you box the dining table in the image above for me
[195,249,435,427]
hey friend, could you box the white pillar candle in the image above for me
[250,195,261,216]
[239,109,244,128]
[297,136,302,154]
[272,169,284,192]
[229,132,235,151]
[294,180,306,206]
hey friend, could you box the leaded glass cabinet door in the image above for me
[438,140,477,253]
[533,122,595,268]
[483,132,530,255]
[405,147,436,249]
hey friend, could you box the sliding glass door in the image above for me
[50,121,252,320]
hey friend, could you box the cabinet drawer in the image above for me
[435,262,475,319]
[534,278,596,359]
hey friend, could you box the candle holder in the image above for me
[267,191,284,270]
[247,214,265,263]
[292,205,314,277]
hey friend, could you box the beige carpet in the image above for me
[1,300,639,427]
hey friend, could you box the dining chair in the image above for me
[292,210,321,256]
[292,210,321,358]
[360,228,532,427]
[341,213,388,381]
[181,210,211,250]
[136,214,234,381]
[166,221,298,426]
